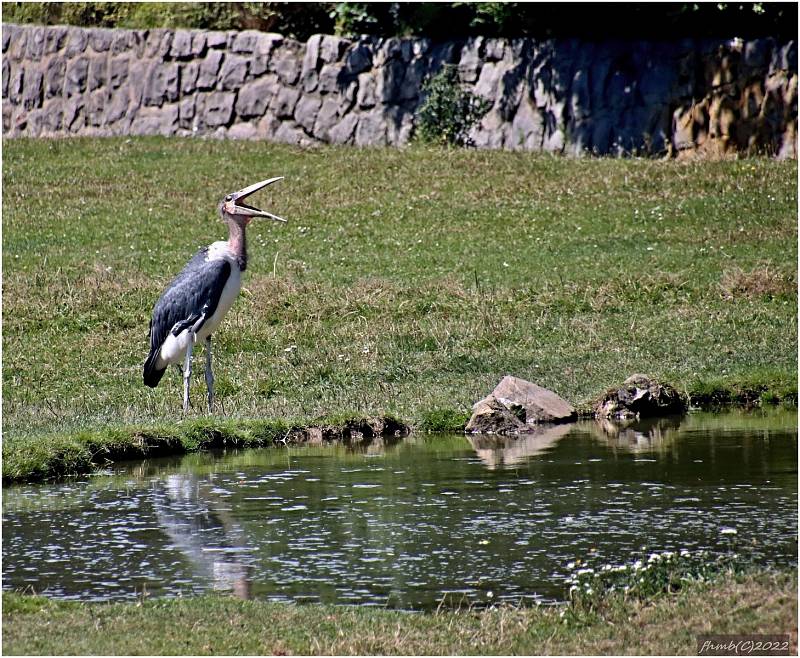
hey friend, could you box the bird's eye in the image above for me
[225,195,232,202]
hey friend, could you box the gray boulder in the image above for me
[170,30,193,59]
[294,95,322,132]
[25,26,44,60]
[327,113,358,144]
[177,96,195,128]
[41,98,63,131]
[197,50,223,90]
[231,30,261,55]
[7,65,23,104]
[313,97,339,139]
[274,53,300,85]
[2,59,11,98]
[131,105,177,136]
[89,28,113,53]
[44,26,68,55]
[143,62,179,106]
[106,90,130,124]
[318,63,343,93]
[191,32,207,57]
[466,395,527,434]
[219,54,249,90]
[320,35,349,63]
[227,121,258,140]
[466,375,577,434]
[180,61,198,94]
[357,72,377,108]
[345,43,372,75]
[236,77,276,118]
[64,57,89,97]
[205,31,227,50]
[458,37,483,83]
[65,27,88,58]
[271,87,300,119]
[203,91,234,127]
[88,56,107,91]
[63,96,85,131]
[110,57,129,90]
[355,110,387,145]
[302,34,322,77]
[593,374,687,420]
[21,68,43,110]
[3,24,17,53]
[44,58,65,98]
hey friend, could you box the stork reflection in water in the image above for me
[144,178,285,412]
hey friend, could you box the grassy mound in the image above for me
[3,568,795,655]
[3,139,796,480]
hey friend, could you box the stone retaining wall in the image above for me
[2,23,797,157]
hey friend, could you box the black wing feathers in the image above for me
[143,249,232,388]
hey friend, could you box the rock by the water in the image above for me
[294,416,410,446]
[593,374,687,419]
[466,375,577,434]
[466,395,528,434]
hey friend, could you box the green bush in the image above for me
[1,2,334,39]
[3,2,794,39]
[414,65,490,147]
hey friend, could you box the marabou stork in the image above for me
[143,177,285,413]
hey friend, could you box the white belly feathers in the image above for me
[157,243,242,367]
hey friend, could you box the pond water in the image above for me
[3,411,797,610]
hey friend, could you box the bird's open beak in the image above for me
[231,177,286,222]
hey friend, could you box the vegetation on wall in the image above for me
[2,2,796,41]
[0,2,333,36]
[414,64,490,147]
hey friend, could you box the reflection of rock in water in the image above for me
[152,473,253,599]
[466,424,573,469]
[589,415,684,453]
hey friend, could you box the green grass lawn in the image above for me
[3,570,796,655]
[2,138,797,480]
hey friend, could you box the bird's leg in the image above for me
[182,334,194,414]
[183,315,207,415]
[205,335,215,414]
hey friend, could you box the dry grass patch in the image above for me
[720,264,796,300]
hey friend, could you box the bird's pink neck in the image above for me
[227,219,248,271]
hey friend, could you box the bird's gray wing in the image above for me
[147,252,233,357]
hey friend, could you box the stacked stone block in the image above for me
[2,23,796,157]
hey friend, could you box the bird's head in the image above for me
[219,177,286,226]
